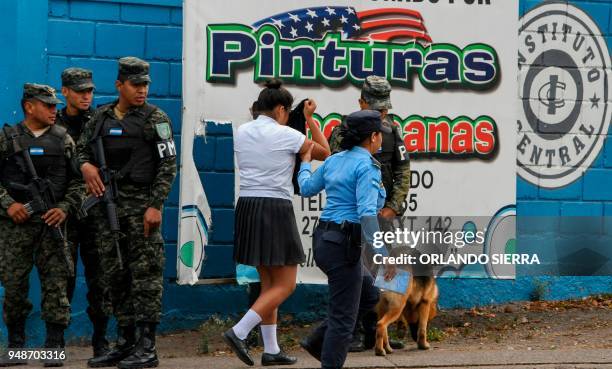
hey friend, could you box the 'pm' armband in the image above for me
[156,139,176,159]
[396,143,409,162]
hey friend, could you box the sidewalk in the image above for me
[15,347,612,369]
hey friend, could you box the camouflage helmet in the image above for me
[61,67,95,91]
[22,83,62,105]
[118,56,151,84]
[361,75,392,110]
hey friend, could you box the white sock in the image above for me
[232,309,262,340]
[261,324,281,354]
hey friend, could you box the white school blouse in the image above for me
[234,115,306,200]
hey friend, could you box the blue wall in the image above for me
[0,0,610,344]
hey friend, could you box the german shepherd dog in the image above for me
[374,247,439,356]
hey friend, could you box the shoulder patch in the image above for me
[155,122,172,140]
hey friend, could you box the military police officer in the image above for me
[0,84,85,367]
[75,57,177,369]
[328,76,410,352]
[56,68,110,358]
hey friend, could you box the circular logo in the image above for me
[517,3,610,188]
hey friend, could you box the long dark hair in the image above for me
[256,79,293,112]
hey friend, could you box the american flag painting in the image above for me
[252,6,432,44]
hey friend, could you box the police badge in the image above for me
[155,122,172,140]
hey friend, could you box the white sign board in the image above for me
[180,0,518,284]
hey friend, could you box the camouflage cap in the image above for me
[118,56,151,84]
[361,75,392,110]
[61,67,95,91]
[23,83,62,105]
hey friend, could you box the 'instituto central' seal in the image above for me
[517,2,610,189]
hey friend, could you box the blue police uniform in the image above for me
[298,133,387,368]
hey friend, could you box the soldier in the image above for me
[328,76,410,352]
[0,83,84,367]
[56,68,110,358]
[75,57,177,369]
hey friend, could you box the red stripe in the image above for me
[360,19,426,32]
[366,30,432,43]
[357,8,423,20]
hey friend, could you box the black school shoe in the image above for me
[261,351,297,366]
[222,329,254,366]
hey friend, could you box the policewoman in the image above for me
[297,110,396,369]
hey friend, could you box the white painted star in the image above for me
[340,15,348,24]
[290,27,298,37]
[306,9,318,18]
[271,18,284,29]
[352,23,360,31]
[341,31,348,39]
[321,17,331,27]
[288,13,300,23]
[305,21,314,32]
[325,7,336,15]
[346,7,355,15]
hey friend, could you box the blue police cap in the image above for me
[346,110,392,135]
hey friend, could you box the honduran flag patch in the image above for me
[29,147,44,155]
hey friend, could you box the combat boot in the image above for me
[43,322,65,367]
[117,323,158,369]
[87,325,135,368]
[0,321,27,367]
[91,317,110,358]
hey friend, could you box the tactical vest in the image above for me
[337,117,398,197]
[92,104,158,184]
[56,108,93,142]
[0,123,68,204]
[374,123,397,197]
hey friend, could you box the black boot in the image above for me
[43,322,66,367]
[87,325,135,368]
[117,323,158,369]
[389,339,405,350]
[0,321,27,367]
[299,325,325,362]
[91,317,110,358]
[347,332,365,352]
[362,310,378,350]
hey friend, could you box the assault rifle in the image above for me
[80,136,124,269]
[3,125,74,276]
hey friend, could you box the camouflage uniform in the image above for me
[56,68,105,321]
[328,76,410,215]
[75,57,176,368]
[328,76,411,352]
[0,84,84,333]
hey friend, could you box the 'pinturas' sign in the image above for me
[207,25,499,91]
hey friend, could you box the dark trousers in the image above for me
[355,273,380,340]
[66,216,107,323]
[311,226,363,369]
